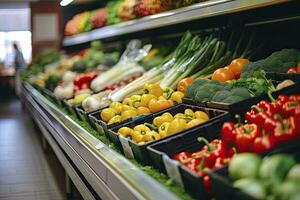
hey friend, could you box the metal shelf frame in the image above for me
[21,82,180,200]
[62,0,290,47]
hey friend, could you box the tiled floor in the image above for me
[0,99,66,200]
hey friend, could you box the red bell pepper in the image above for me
[252,135,276,153]
[187,157,203,172]
[173,152,191,164]
[273,116,298,144]
[235,123,260,152]
[221,122,236,148]
[287,66,298,74]
[282,100,300,117]
[198,138,223,168]
[289,95,300,102]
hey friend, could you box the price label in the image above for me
[119,135,134,159]
[163,154,184,188]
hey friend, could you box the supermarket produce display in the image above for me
[21,0,300,200]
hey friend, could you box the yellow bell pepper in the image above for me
[121,110,138,121]
[184,109,195,117]
[133,124,151,135]
[122,97,132,106]
[174,113,185,119]
[143,84,164,97]
[158,122,170,138]
[148,99,173,113]
[142,131,161,143]
[131,131,144,143]
[100,108,117,122]
[167,118,187,135]
[195,111,209,121]
[121,105,136,112]
[118,127,133,138]
[186,118,207,129]
[158,96,166,100]
[140,94,157,107]
[153,112,173,127]
[137,106,151,115]
[130,95,142,108]
[170,91,184,104]
[130,95,142,101]
[163,87,174,99]
[108,115,121,125]
[109,102,123,114]
[131,125,151,143]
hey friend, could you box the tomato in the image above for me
[212,67,235,82]
[177,77,193,93]
[228,58,249,78]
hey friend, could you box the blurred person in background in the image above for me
[13,42,26,96]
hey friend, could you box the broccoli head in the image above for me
[194,83,221,104]
[241,48,300,77]
[184,79,209,98]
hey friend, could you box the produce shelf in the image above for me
[21,82,180,200]
[62,0,289,47]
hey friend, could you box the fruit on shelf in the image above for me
[222,94,300,153]
[68,93,91,106]
[173,138,235,194]
[212,58,249,82]
[119,0,137,21]
[100,84,182,125]
[133,0,173,17]
[90,8,107,29]
[117,108,209,144]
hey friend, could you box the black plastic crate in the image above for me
[147,120,224,200]
[62,99,81,119]
[76,106,99,125]
[87,110,109,137]
[88,105,153,142]
[210,139,300,200]
[266,72,300,82]
[108,104,229,165]
[188,82,300,116]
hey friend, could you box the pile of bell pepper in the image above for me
[222,94,300,153]
[173,138,235,193]
[117,109,209,145]
[100,84,184,125]
[73,71,97,93]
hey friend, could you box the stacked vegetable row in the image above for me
[25,29,300,200]
[64,0,210,36]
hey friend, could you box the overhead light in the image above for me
[60,0,73,6]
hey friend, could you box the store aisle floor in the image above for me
[0,99,66,200]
